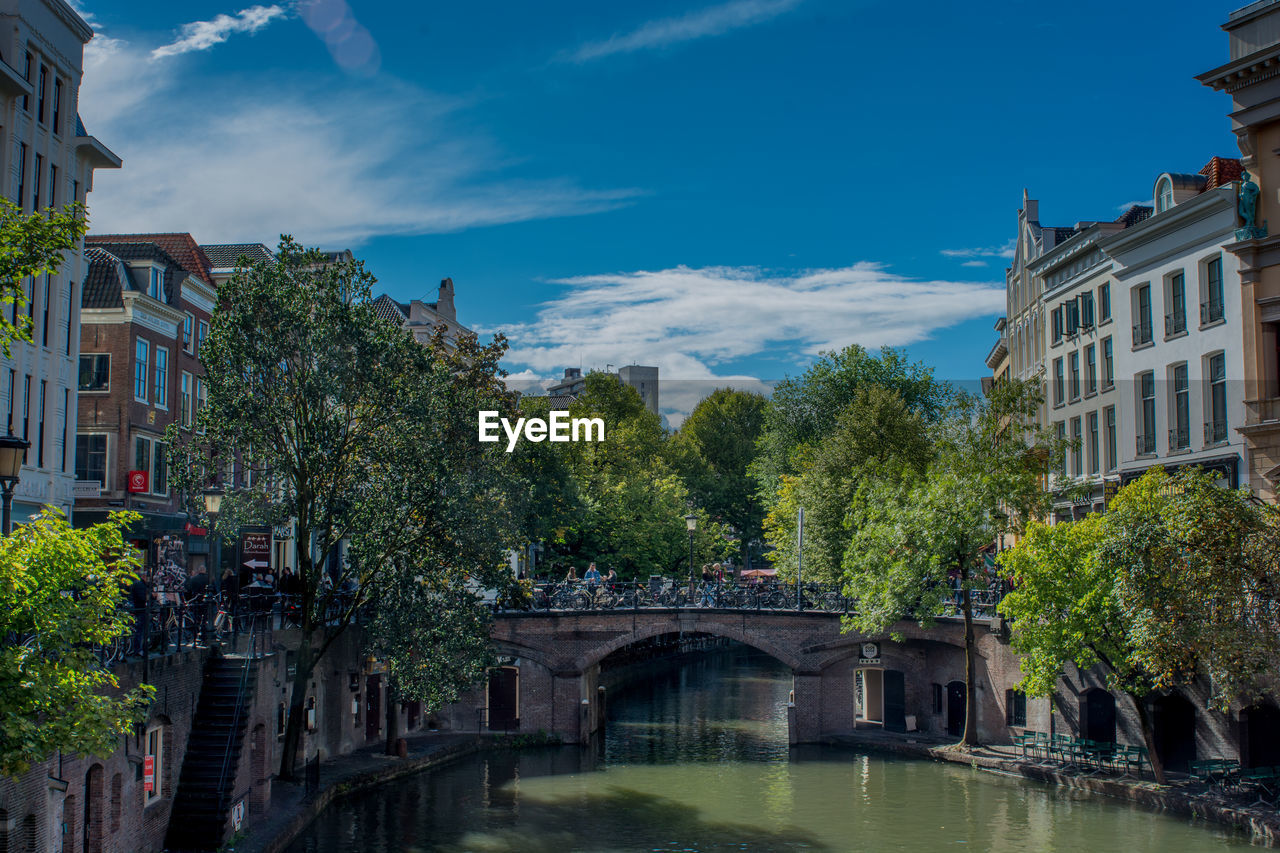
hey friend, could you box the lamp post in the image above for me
[203,487,224,579]
[685,512,697,596]
[0,432,30,536]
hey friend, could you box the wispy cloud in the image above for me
[490,264,1004,421]
[940,238,1016,261]
[151,4,289,59]
[961,260,987,268]
[1116,199,1149,212]
[565,0,804,63]
[78,20,635,245]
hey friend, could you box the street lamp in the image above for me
[0,432,30,536]
[203,487,224,578]
[685,512,697,597]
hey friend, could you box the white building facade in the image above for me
[1101,169,1247,490]
[0,0,119,522]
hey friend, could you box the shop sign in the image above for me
[127,470,149,493]
[230,800,245,831]
[143,755,155,792]
[241,529,271,571]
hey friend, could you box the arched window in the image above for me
[1156,177,1174,214]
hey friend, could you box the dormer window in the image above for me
[1156,177,1173,214]
[148,267,164,302]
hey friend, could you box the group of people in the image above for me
[553,560,737,606]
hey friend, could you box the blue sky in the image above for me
[77,0,1241,422]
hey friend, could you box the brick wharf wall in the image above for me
[0,626,437,853]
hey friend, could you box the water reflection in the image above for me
[285,646,1257,852]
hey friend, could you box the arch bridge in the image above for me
[469,590,1012,746]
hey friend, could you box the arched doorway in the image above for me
[1240,704,1280,768]
[1080,688,1116,743]
[487,666,520,731]
[83,764,103,853]
[946,681,966,737]
[1150,694,1196,773]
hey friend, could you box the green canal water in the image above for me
[283,647,1258,852]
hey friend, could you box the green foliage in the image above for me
[670,388,767,566]
[0,199,87,357]
[764,385,931,582]
[0,512,155,777]
[751,345,948,500]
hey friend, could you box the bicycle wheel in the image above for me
[819,592,843,612]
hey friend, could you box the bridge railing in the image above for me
[498,579,1006,618]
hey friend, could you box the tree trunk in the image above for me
[1129,691,1166,784]
[960,568,979,748]
[385,681,401,756]
[278,637,314,781]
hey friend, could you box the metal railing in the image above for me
[1136,432,1156,455]
[1168,426,1190,451]
[1201,300,1224,325]
[1132,320,1153,347]
[1164,312,1186,337]
[499,579,1005,620]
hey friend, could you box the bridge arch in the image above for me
[575,619,805,674]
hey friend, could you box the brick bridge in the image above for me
[456,608,1018,745]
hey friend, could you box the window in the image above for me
[1156,176,1173,213]
[1133,284,1152,346]
[1102,337,1114,388]
[1052,307,1063,344]
[1138,371,1156,455]
[21,52,30,112]
[1055,421,1066,476]
[31,153,41,212]
[1166,272,1186,336]
[932,683,943,715]
[36,64,45,124]
[1053,358,1064,406]
[144,725,163,805]
[134,339,149,402]
[1088,411,1099,475]
[180,372,193,428]
[1208,352,1227,444]
[51,76,61,134]
[197,320,208,354]
[1069,351,1080,400]
[1071,416,1082,476]
[1099,283,1111,322]
[21,375,30,447]
[148,267,164,302]
[5,370,12,433]
[1065,300,1080,337]
[134,435,168,497]
[40,275,49,346]
[1105,406,1117,472]
[1085,344,1097,395]
[1081,292,1095,328]
[195,377,207,433]
[15,143,25,208]
[64,278,73,354]
[60,389,68,472]
[75,434,107,486]
[183,314,193,352]
[1203,257,1224,325]
[154,347,168,410]
[48,163,56,208]
[1171,363,1189,450]
[1005,689,1027,727]
[35,380,44,468]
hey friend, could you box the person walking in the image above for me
[699,565,714,607]
[128,569,151,656]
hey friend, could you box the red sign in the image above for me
[127,470,149,493]
[143,755,155,792]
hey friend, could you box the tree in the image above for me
[0,199,87,356]
[999,467,1280,783]
[763,385,931,583]
[175,239,516,779]
[751,345,949,501]
[0,511,154,777]
[671,388,767,569]
[843,378,1060,747]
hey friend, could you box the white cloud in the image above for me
[961,260,987,268]
[489,264,1004,422]
[566,0,804,62]
[1116,199,1150,212]
[940,238,1016,261]
[151,5,289,59]
[77,25,635,245]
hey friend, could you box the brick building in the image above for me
[74,234,218,579]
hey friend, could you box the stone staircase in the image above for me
[164,654,258,852]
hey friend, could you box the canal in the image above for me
[284,644,1257,851]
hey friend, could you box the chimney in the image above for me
[436,277,456,321]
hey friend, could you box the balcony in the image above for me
[1201,300,1225,326]
[1204,419,1229,445]
[1164,312,1186,337]
[1132,320,1153,347]
[1168,426,1190,451]
[1136,433,1156,456]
